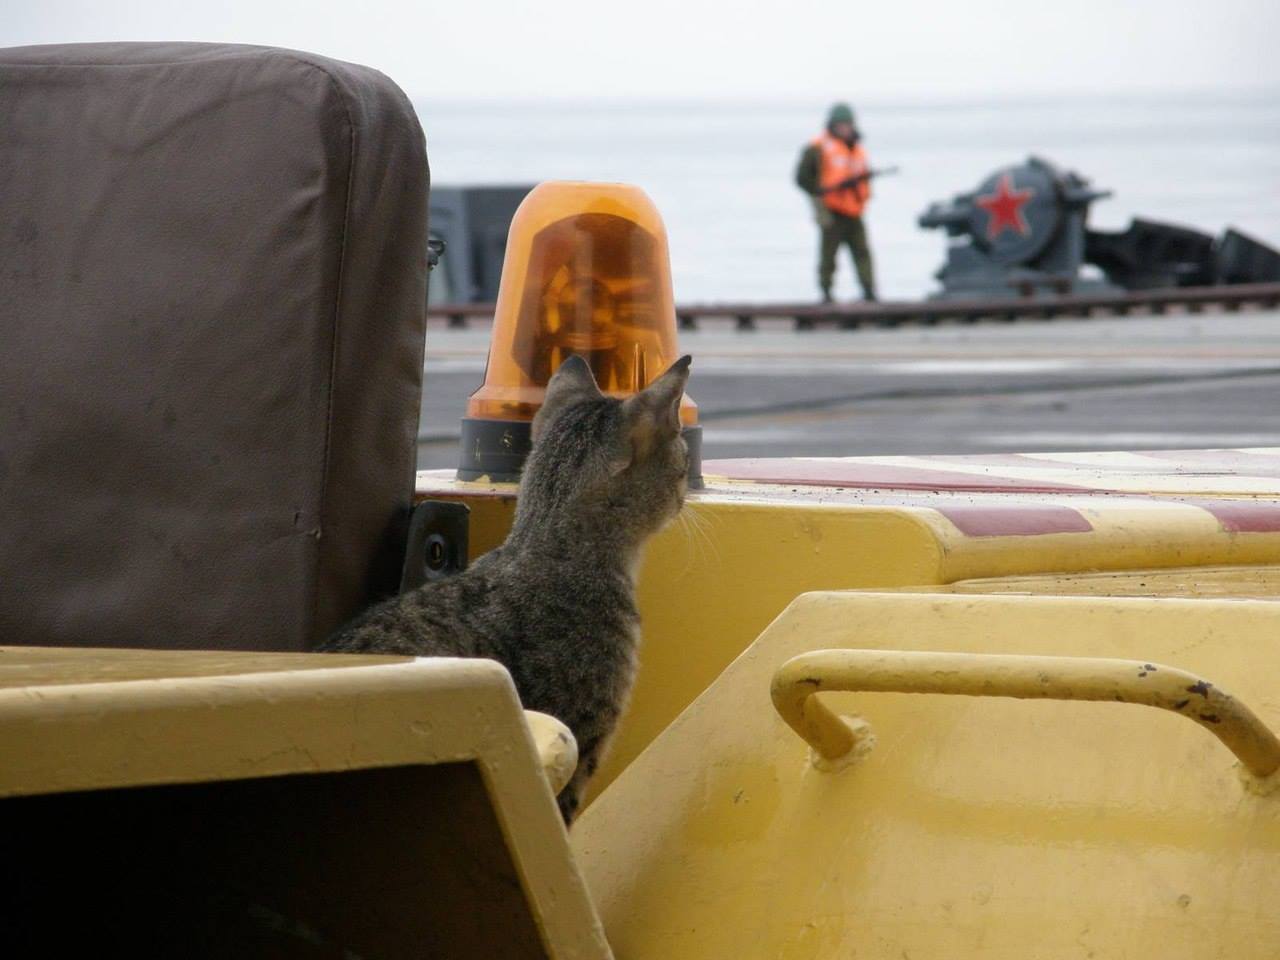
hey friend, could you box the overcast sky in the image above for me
[5,0,1278,102]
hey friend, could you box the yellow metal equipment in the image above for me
[573,591,1280,959]
[9,463,1280,957]
[0,646,609,959]
[406,445,1280,955]
[421,448,1280,801]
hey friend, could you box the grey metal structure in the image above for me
[919,156,1116,299]
[1217,228,1280,285]
[428,186,534,305]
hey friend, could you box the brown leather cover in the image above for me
[0,43,429,651]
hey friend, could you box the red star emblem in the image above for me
[976,172,1034,240]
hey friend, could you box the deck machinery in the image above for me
[919,156,1116,298]
[921,155,1280,299]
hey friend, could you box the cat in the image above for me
[322,353,692,823]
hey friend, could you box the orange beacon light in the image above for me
[456,181,701,484]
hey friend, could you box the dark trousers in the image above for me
[819,213,876,300]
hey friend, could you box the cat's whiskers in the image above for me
[674,502,720,572]
[694,507,722,565]
[670,510,698,577]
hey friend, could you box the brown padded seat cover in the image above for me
[0,43,429,651]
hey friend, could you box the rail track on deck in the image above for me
[428,281,1280,331]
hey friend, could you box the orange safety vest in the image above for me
[814,133,871,218]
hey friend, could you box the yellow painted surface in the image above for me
[0,646,610,960]
[917,495,1280,582]
[429,486,517,560]
[946,563,1280,599]
[418,468,1280,802]
[836,449,1280,496]
[0,644,405,687]
[573,592,1280,959]
[613,498,944,800]
[526,709,579,796]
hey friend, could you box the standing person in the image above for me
[795,102,877,302]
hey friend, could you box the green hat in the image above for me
[827,102,855,126]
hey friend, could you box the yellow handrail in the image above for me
[771,650,1280,779]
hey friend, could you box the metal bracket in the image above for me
[399,500,470,593]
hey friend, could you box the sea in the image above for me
[414,92,1280,302]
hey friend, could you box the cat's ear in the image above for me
[636,354,691,434]
[533,354,602,442]
[619,355,691,465]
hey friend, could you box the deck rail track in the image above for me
[427,281,1280,331]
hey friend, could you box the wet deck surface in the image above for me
[417,309,1280,469]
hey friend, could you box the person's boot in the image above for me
[820,286,834,304]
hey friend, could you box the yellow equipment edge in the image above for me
[0,648,611,960]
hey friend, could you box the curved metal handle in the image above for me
[771,650,1280,779]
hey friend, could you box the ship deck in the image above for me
[417,304,1280,468]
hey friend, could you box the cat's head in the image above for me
[520,354,692,543]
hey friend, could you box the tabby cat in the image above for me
[323,354,692,822]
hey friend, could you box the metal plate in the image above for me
[969,161,1061,266]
